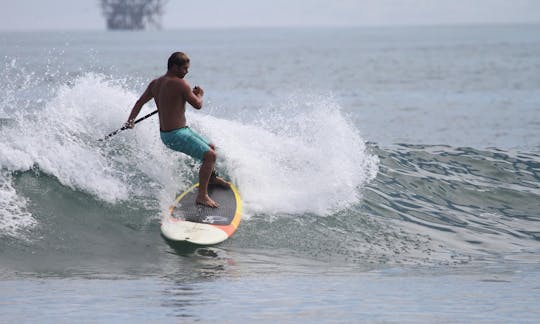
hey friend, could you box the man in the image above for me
[125,52,227,208]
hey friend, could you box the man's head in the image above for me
[167,52,190,78]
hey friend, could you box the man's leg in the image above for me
[196,148,219,208]
[204,143,229,188]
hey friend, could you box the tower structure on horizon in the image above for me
[100,0,167,30]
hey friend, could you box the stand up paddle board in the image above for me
[161,182,242,245]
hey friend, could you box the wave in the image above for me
[3,143,539,269]
[361,144,540,264]
[1,73,539,270]
[0,73,378,237]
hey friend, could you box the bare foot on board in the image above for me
[196,194,220,208]
[210,176,230,188]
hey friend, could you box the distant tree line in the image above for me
[100,0,167,30]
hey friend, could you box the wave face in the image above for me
[359,144,540,264]
[2,144,538,271]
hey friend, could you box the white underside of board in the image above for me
[161,215,228,245]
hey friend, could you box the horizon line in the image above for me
[1,21,540,33]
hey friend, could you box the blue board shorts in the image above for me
[160,127,210,161]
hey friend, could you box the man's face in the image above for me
[176,63,189,78]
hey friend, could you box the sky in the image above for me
[0,0,539,31]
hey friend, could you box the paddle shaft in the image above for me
[101,109,158,140]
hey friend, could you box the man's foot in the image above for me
[210,176,230,188]
[196,194,220,208]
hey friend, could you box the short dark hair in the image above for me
[167,52,190,70]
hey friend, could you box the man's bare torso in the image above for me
[151,74,188,132]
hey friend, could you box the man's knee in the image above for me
[202,149,216,163]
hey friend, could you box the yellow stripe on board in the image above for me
[171,183,200,213]
[229,182,242,230]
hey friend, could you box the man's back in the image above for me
[152,75,188,132]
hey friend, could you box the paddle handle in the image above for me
[100,109,158,141]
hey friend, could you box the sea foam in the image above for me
[191,94,379,216]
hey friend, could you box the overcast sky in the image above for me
[0,0,539,31]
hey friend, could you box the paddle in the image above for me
[100,109,158,141]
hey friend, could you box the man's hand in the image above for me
[193,86,204,97]
[124,120,135,129]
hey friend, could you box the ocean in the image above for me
[1,25,539,322]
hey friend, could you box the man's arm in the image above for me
[180,80,204,110]
[125,81,154,128]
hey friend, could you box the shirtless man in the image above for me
[125,52,227,207]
